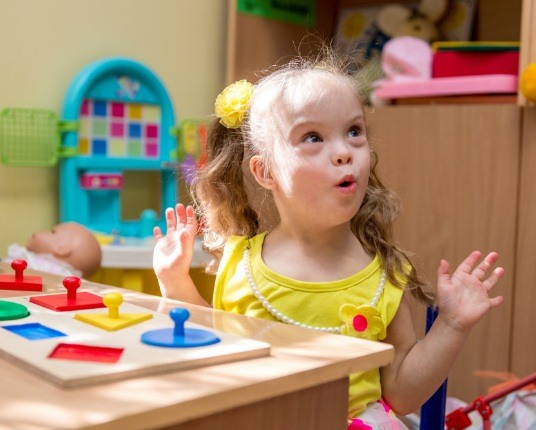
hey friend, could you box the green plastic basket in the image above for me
[0,108,60,167]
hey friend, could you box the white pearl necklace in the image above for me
[243,247,387,334]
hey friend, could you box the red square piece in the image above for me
[30,292,105,311]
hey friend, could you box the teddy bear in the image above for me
[376,0,449,44]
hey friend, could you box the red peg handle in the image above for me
[63,276,81,300]
[11,259,27,281]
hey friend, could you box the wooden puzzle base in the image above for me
[0,295,270,388]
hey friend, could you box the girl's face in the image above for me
[266,73,371,230]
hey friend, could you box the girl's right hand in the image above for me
[153,204,198,283]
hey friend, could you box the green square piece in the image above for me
[0,108,60,166]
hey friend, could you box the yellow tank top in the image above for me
[213,233,404,417]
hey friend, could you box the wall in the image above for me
[0,0,227,253]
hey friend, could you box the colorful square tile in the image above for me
[78,138,90,155]
[92,119,107,137]
[80,100,90,116]
[145,124,159,139]
[108,139,125,156]
[128,104,142,120]
[78,117,90,137]
[128,123,141,138]
[92,139,107,155]
[93,101,107,117]
[111,102,125,118]
[127,140,142,156]
[143,105,161,122]
[110,122,124,137]
[145,142,159,157]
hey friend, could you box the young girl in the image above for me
[153,52,504,428]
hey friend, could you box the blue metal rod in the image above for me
[420,307,447,430]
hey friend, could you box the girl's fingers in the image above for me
[470,257,491,281]
[163,204,196,235]
[489,294,504,309]
[185,205,197,227]
[153,226,163,241]
[483,267,505,290]
[175,204,187,227]
[453,251,482,276]
[471,252,499,281]
[165,207,178,230]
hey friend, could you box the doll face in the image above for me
[26,223,73,255]
[26,222,102,277]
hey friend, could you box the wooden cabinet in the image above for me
[226,0,536,403]
[367,105,520,401]
[513,108,536,377]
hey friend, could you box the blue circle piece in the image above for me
[141,327,220,348]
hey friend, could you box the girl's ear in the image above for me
[250,155,276,190]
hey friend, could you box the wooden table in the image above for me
[0,263,393,430]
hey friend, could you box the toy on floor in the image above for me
[30,276,105,311]
[74,292,152,331]
[0,259,43,291]
[141,307,220,348]
[6,222,102,278]
[446,372,536,429]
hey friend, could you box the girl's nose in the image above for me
[332,144,353,165]
[335,155,352,165]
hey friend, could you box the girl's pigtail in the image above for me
[192,118,259,260]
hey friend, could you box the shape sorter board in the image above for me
[77,99,161,159]
[0,295,270,388]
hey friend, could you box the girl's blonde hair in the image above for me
[192,48,434,306]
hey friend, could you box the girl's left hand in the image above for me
[435,251,504,334]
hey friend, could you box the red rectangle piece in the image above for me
[0,274,43,291]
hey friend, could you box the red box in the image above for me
[432,51,519,78]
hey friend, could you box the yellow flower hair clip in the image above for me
[214,79,255,129]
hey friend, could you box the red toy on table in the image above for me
[0,259,43,291]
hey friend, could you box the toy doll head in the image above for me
[26,222,102,277]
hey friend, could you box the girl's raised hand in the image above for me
[153,204,198,281]
[435,251,504,334]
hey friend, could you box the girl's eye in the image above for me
[303,133,322,143]
[348,126,362,138]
